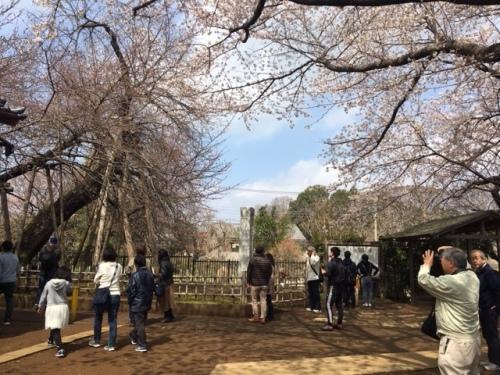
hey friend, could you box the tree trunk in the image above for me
[117,161,135,267]
[18,169,103,263]
[15,169,36,256]
[93,183,110,266]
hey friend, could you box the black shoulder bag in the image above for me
[93,264,119,305]
[421,306,439,340]
[309,259,324,283]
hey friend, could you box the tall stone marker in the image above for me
[239,207,255,275]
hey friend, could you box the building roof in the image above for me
[288,224,308,242]
[382,210,500,241]
[0,99,26,126]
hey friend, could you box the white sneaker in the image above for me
[368,303,372,307]
[484,363,500,371]
[306,308,312,312]
[313,309,321,313]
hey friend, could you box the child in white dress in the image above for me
[38,266,72,358]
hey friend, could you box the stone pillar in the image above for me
[239,207,254,275]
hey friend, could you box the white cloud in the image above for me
[209,159,338,221]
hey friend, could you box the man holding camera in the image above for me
[418,247,480,375]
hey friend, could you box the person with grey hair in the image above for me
[418,247,480,375]
[469,249,500,371]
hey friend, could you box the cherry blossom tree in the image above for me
[1,1,228,263]
[187,0,500,208]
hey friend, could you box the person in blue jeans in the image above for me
[127,254,155,352]
[0,240,19,324]
[357,254,379,307]
[89,247,123,351]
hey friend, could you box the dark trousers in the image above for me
[326,285,343,326]
[480,308,500,366]
[307,280,321,310]
[48,328,63,349]
[130,311,148,348]
[0,282,15,322]
[93,295,121,347]
[266,294,274,321]
[344,282,355,308]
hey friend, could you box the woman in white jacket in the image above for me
[89,248,122,351]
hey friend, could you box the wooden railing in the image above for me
[16,257,306,304]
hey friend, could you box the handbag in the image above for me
[421,307,439,340]
[93,264,119,305]
[155,280,166,297]
[309,259,324,283]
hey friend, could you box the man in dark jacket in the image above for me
[322,247,345,331]
[342,251,357,309]
[470,249,500,371]
[36,237,61,308]
[127,254,155,352]
[247,245,272,324]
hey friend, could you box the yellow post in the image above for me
[71,286,79,322]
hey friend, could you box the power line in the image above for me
[232,187,300,195]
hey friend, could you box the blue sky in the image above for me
[210,107,356,222]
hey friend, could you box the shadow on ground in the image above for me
[0,301,489,374]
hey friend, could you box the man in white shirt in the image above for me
[418,247,480,375]
[305,246,321,313]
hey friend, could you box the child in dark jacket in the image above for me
[127,254,155,352]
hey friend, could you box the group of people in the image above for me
[418,246,500,374]
[304,245,379,330]
[0,236,176,359]
[246,244,380,329]
[3,237,500,372]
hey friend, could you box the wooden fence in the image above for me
[17,256,306,304]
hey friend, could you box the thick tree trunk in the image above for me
[117,162,135,267]
[18,170,102,263]
[15,169,36,256]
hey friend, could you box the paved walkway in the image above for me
[0,325,124,364]
[211,351,438,375]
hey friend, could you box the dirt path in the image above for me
[0,301,486,374]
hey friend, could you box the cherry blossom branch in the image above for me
[290,0,500,6]
[132,0,161,17]
[316,41,500,72]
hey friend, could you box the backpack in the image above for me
[344,260,357,284]
[332,260,346,284]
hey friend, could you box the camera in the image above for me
[429,253,444,277]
